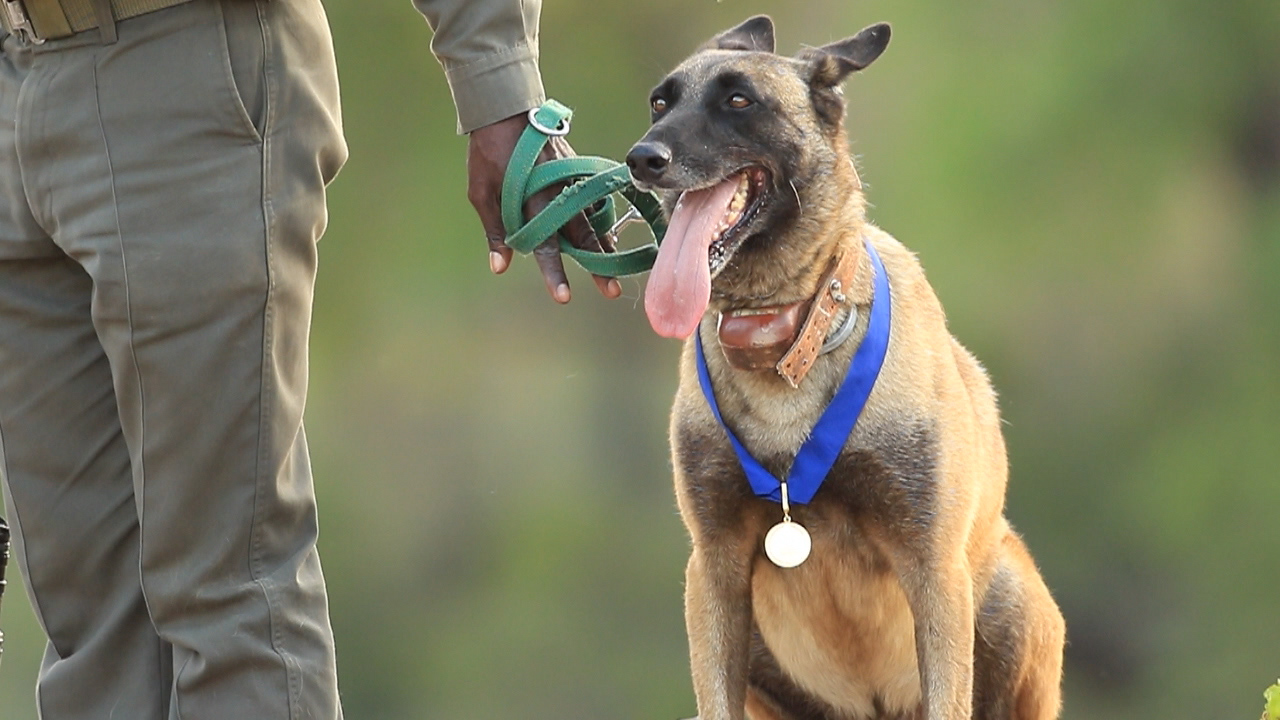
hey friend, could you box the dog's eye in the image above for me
[727,93,753,110]
[651,97,668,114]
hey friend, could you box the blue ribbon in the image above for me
[694,238,892,505]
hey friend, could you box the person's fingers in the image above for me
[593,274,623,298]
[560,208,600,251]
[467,114,528,275]
[487,236,513,275]
[532,240,572,303]
[468,177,512,275]
[592,223,620,296]
[596,224,618,253]
[522,172,580,302]
[467,118,626,297]
[558,211,621,299]
[541,138,624,298]
[523,188,622,300]
[546,135,577,161]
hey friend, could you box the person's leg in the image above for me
[0,254,173,720]
[12,0,347,716]
[0,35,171,720]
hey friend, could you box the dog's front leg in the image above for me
[685,541,755,720]
[903,559,976,720]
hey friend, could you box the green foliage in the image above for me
[1265,681,1280,720]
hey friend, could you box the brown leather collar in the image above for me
[716,248,860,388]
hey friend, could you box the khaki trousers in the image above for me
[0,1,347,717]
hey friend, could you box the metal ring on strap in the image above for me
[527,106,571,137]
[500,100,665,278]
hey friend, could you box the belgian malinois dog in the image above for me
[626,16,1065,720]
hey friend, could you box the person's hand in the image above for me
[467,113,622,303]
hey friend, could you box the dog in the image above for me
[626,16,1065,720]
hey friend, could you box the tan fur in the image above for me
[645,17,1065,720]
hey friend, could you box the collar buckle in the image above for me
[775,247,862,387]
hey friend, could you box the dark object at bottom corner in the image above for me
[0,515,9,670]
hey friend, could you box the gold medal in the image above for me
[764,482,811,568]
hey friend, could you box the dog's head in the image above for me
[630,16,889,339]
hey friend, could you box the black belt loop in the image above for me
[91,0,116,43]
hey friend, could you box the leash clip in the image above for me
[527,107,570,137]
[603,204,642,246]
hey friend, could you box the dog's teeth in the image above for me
[707,171,756,259]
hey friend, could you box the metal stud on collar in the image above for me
[830,278,847,305]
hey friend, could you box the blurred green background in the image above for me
[2,0,1279,717]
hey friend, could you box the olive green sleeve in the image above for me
[412,0,546,134]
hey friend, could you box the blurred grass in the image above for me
[2,0,1279,718]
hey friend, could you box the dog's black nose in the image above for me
[626,142,672,184]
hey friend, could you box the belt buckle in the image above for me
[2,0,45,45]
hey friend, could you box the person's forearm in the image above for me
[414,0,545,134]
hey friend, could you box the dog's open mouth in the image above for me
[645,167,769,339]
[708,167,768,277]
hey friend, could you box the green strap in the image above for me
[498,100,664,277]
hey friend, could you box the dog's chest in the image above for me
[725,380,834,466]
[752,545,922,716]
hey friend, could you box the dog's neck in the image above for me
[716,241,867,388]
[708,155,874,387]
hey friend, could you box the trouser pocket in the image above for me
[218,0,267,140]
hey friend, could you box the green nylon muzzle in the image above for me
[500,100,666,277]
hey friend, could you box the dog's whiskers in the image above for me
[788,179,804,219]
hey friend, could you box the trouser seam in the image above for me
[245,1,301,716]
[92,51,172,718]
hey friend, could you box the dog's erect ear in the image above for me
[707,15,776,53]
[800,23,891,88]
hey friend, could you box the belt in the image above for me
[1,0,192,44]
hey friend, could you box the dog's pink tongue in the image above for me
[645,177,741,339]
